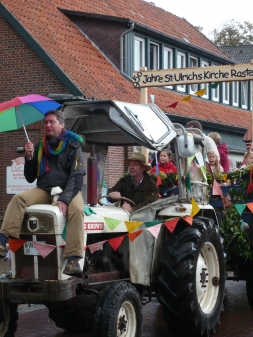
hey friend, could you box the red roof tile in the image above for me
[1,0,251,130]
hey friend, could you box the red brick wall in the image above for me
[0,15,71,216]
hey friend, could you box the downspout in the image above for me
[120,22,135,80]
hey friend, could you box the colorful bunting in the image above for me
[128,229,144,242]
[104,217,122,231]
[146,224,162,238]
[195,88,206,97]
[212,179,223,196]
[32,242,56,258]
[191,198,200,217]
[181,95,192,102]
[187,155,195,166]
[234,204,246,215]
[108,235,125,251]
[144,221,163,228]
[185,171,192,192]
[182,216,193,225]
[84,206,97,216]
[247,202,253,213]
[209,83,219,89]
[156,175,162,186]
[164,218,179,233]
[88,240,106,253]
[125,221,143,233]
[167,102,178,108]
[9,239,27,253]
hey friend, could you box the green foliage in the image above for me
[220,207,253,262]
[210,19,253,46]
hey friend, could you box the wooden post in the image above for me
[140,67,149,162]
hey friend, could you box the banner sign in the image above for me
[132,63,253,88]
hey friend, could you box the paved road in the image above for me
[14,280,253,337]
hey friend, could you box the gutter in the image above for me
[120,23,135,80]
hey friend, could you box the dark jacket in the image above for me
[24,138,85,205]
[218,143,229,172]
[108,173,158,212]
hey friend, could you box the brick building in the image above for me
[0,0,252,217]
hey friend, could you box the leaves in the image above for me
[210,19,253,46]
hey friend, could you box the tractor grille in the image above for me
[21,213,54,234]
[15,234,58,280]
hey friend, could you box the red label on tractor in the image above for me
[84,222,104,230]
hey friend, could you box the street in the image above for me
[14,280,253,337]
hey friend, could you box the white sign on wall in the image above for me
[6,157,37,194]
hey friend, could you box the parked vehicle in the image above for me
[0,100,226,337]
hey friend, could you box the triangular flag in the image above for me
[62,221,67,241]
[164,218,179,233]
[209,83,219,89]
[83,206,97,215]
[191,198,200,217]
[156,175,162,186]
[247,202,253,213]
[212,179,223,196]
[104,217,122,231]
[32,242,56,258]
[9,239,27,253]
[185,171,192,191]
[221,195,233,209]
[182,216,193,225]
[195,88,206,96]
[181,95,192,102]
[108,235,125,251]
[128,229,144,242]
[88,240,107,253]
[144,221,162,228]
[146,224,162,238]
[125,221,143,233]
[234,204,246,215]
[187,155,195,166]
[200,166,207,181]
[247,181,253,194]
[167,101,178,108]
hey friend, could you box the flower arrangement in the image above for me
[150,172,177,186]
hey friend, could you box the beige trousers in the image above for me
[0,188,84,259]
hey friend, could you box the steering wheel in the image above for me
[98,195,136,207]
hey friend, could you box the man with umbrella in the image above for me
[0,110,85,276]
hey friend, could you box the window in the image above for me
[150,42,159,70]
[189,56,198,93]
[134,36,145,71]
[200,61,209,99]
[232,82,239,106]
[177,52,186,92]
[222,82,230,104]
[212,84,219,102]
[164,47,173,89]
[242,81,248,109]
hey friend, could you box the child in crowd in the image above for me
[150,149,177,174]
[207,151,223,173]
[240,151,253,169]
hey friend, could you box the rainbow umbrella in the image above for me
[0,94,61,141]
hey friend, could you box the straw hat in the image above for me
[125,152,151,171]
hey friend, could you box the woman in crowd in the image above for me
[240,151,253,169]
[150,149,177,174]
[208,132,229,172]
[207,151,224,173]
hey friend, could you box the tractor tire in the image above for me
[92,281,142,337]
[246,270,253,310]
[157,216,226,337]
[0,301,18,337]
[48,302,93,332]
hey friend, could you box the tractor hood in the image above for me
[61,100,177,151]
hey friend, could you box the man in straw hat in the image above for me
[108,152,158,213]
